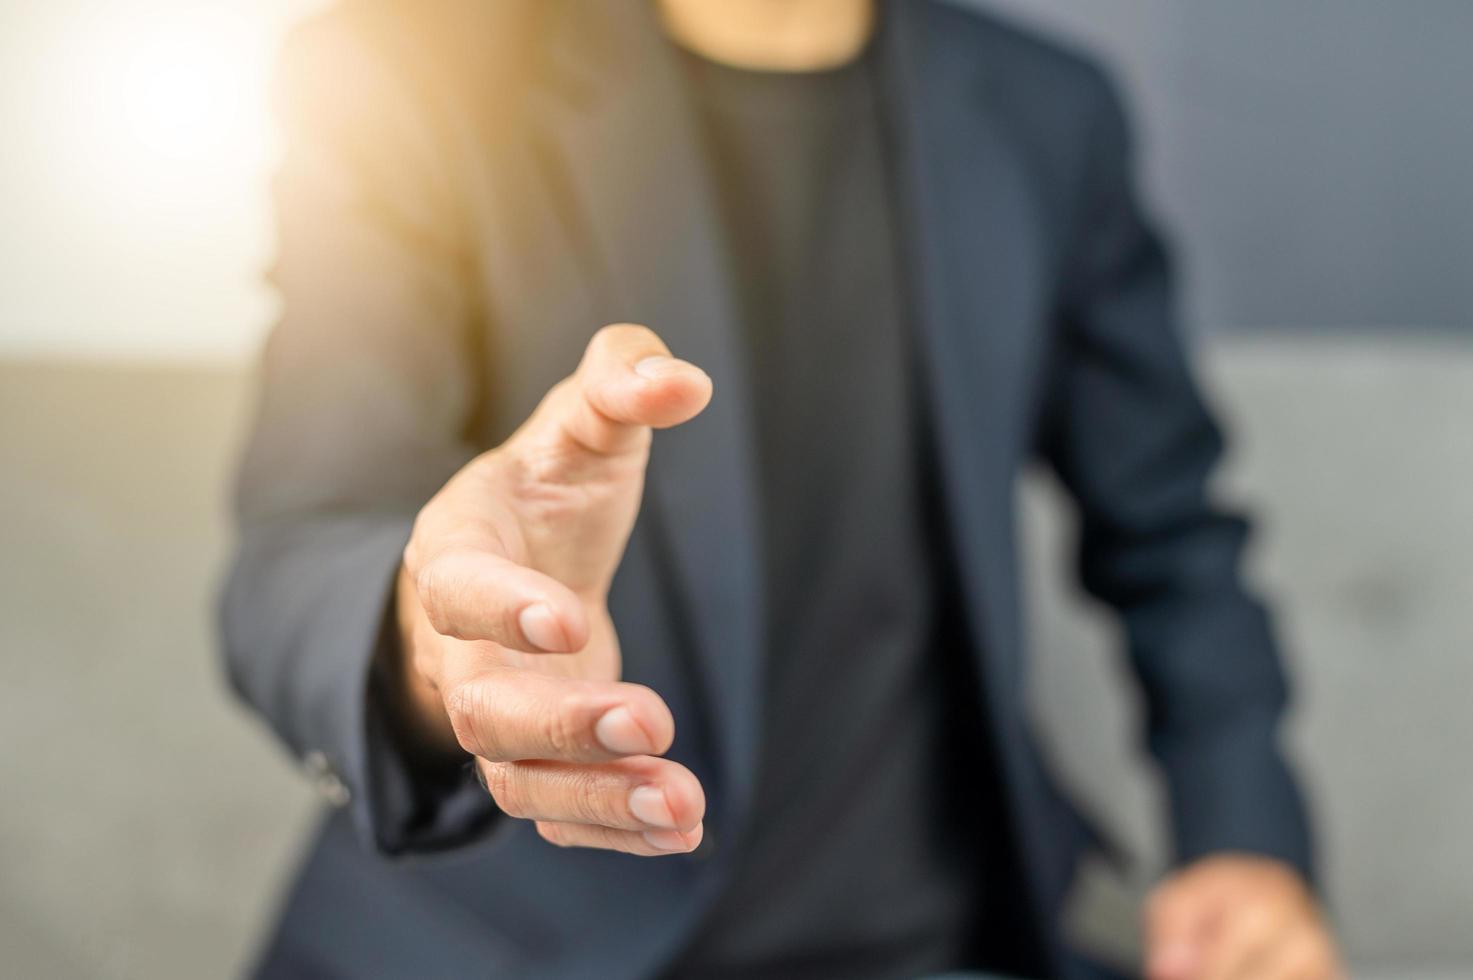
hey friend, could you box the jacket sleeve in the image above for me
[1035,69,1314,881]
[219,17,499,856]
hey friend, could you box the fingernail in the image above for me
[634,356,674,380]
[518,603,566,651]
[594,706,651,755]
[642,827,697,852]
[628,785,678,829]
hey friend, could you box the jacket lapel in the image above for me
[879,3,1052,701]
[524,0,1056,853]
[881,5,1077,956]
[529,1,766,824]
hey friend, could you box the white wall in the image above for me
[0,0,322,363]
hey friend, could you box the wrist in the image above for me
[378,564,464,766]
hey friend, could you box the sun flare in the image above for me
[1,2,319,359]
[52,9,272,185]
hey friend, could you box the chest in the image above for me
[456,61,1067,477]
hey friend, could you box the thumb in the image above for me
[525,323,712,456]
[1145,878,1213,980]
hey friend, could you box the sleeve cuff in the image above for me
[360,630,505,855]
[1159,710,1316,886]
[279,515,503,856]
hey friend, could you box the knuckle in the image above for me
[415,561,460,637]
[595,322,643,344]
[410,646,439,688]
[568,773,613,825]
[583,824,624,853]
[405,504,441,567]
[592,322,662,361]
[625,323,661,349]
[481,763,521,815]
[444,681,493,757]
[539,697,586,759]
[401,536,422,577]
[591,323,622,347]
[507,439,592,501]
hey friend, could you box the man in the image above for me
[222,1,1342,977]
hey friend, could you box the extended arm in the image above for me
[1036,70,1340,980]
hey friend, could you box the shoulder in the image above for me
[281,0,526,61]
[915,1,1117,99]
[275,1,539,123]
[910,0,1124,135]
[909,1,1136,205]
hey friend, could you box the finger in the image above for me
[1237,925,1343,978]
[1266,932,1341,980]
[529,323,713,455]
[1145,884,1212,980]
[478,756,705,832]
[444,669,675,763]
[579,323,713,434]
[1200,901,1284,980]
[414,548,589,651]
[1146,944,1200,980]
[536,818,704,856]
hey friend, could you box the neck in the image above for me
[656,0,876,72]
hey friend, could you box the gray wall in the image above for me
[1024,335,1473,975]
[971,0,1473,332]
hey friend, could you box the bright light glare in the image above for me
[117,37,234,161]
[57,9,270,188]
[0,3,319,361]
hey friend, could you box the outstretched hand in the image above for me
[391,324,713,855]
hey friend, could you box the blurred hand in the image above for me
[392,324,713,856]
[1145,854,1343,980]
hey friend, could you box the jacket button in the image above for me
[303,750,352,807]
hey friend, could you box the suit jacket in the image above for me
[221,2,1312,977]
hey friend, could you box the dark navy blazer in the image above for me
[222,2,1312,977]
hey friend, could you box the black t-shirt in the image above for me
[666,42,997,980]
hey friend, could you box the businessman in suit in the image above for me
[222,1,1342,977]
